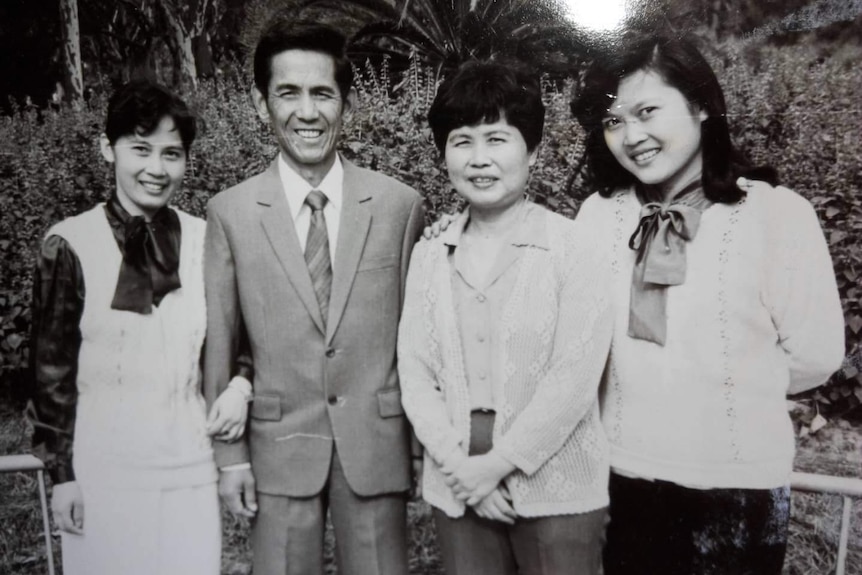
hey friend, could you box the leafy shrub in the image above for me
[1,40,860,421]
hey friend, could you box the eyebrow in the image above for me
[605,98,660,116]
[116,138,184,149]
[272,82,337,93]
[451,125,513,135]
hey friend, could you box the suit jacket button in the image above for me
[325,348,336,358]
[327,394,338,405]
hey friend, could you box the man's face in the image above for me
[253,49,353,184]
[100,116,186,220]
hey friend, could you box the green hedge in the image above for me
[1,39,860,417]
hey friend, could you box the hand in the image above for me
[410,457,424,500]
[52,481,84,534]
[207,382,249,442]
[219,468,258,518]
[472,485,517,524]
[422,212,457,240]
[439,448,468,476]
[444,451,516,506]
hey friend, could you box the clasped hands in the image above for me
[442,450,518,524]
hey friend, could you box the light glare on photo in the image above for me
[564,0,627,31]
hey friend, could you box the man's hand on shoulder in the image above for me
[219,467,258,518]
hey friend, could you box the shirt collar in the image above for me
[277,154,344,220]
[441,202,550,251]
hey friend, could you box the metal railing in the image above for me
[0,454,56,575]
[791,471,862,575]
[0,456,857,575]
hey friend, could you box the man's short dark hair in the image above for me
[427,60,545,154]
[104,80,196,153]
[253,18,353,99]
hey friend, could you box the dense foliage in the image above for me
[286,0,587,78]
[1,38,860,422]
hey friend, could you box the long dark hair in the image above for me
[571,33,776,202]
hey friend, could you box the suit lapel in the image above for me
[327,160,371,343]
[257,160,326,334]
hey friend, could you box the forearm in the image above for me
[495,243,613,475]
[203,204,241,406]
[204,203,251,466]
[397,247,463,466]
[767,193,846,393]
[29,235,84,484]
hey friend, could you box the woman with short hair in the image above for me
[398,61,613,575]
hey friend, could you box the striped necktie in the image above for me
[304,190,332,327]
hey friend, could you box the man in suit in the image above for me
[203,18,425,575]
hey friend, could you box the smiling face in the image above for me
[100,115,186,220]
[603,70,707,198]
[253,49,354,186]
[445,116,537,215]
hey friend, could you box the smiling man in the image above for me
[203,18,425,575]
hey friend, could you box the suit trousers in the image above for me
[433,411,607,575]
[252,446,409,575]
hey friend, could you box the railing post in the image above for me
[790,471,862,575]
[0,454,56,575]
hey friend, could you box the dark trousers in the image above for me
[603,472,790,575]
[433,411,607,575]
[252,448,408,575]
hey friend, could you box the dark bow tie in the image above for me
[109,203,182,314]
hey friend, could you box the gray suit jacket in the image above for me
[203,158,425,497]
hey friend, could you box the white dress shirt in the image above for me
[277,153,343,259]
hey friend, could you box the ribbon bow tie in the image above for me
[626,186,711,346]
[628,202,702,286]
[111,210,181,314]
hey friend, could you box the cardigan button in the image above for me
[327,394,338,405]
[325,348,335,358]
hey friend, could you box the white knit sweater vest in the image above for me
[49,205,215,489]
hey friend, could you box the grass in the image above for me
[1,380,859,574]
[787,420,862,574]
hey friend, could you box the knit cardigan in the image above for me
[580,178,845,489]
[398,205,613,518]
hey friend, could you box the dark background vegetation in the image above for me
[1,0,861,573]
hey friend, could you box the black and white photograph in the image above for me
[1,1,861,574]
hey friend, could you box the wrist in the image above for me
[227,376,253,402]
[487,450,516,479]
